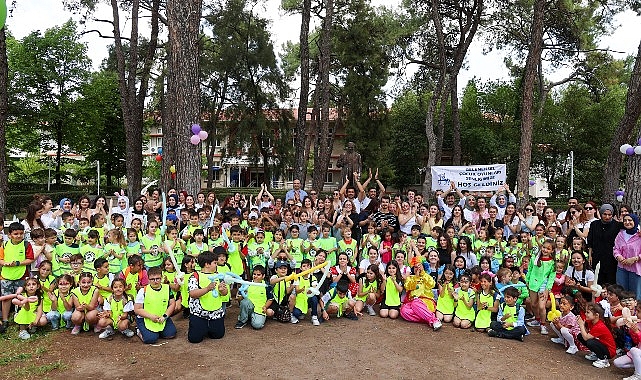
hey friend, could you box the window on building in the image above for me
[325,172,333,184]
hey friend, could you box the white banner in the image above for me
[431,164,507,191]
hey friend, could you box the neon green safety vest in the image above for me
[141,234,163,268]
[246,282,268,315]
[142,284,170,332]
[196,272,223,312]
[1,240,27,280]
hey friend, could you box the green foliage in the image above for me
[387,90,428,190]
[202,0,292,180]
[9,154,48,183]
[7,20,92,182]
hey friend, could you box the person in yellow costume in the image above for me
[400,256,442,330]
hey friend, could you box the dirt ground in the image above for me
[21,306,634,380]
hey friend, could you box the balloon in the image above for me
[547,294,561,322]
[638,138,641,146]
[190,135,201,145]
[157,147,163,154]
[286,261,329,282]
[210,272,267,298]
[169,165,176,173]
[617,194,624,202]
[635,146,641,155]
[615,190,624,196]
[529,180,535,186]
[621,144,632,154]
[0,0,6,30]
[155,155,162,162]
[171,172,176,180]
[140,180,158,197]
[307,266,330,298]
[626,147,635,156]
[191,124,201,134]
[12,294,39,306]
[198,130,208,140]
[163,240,185,286]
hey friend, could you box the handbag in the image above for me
[275,281,292,323]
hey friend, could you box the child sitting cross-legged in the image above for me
[487,286,527,341]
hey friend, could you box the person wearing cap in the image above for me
[270,260,294,320]
[587,204,622,286]
[614,213,641,298]
[400,256,442,331]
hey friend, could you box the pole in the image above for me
[47,157,51,191]
[97,161,101,195]
[569,151,574,198]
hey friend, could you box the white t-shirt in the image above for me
[564,267,595,285]
[358,259,385,274]
[104,297,134,313]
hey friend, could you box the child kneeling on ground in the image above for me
[487,286,527,341]
[235,265,274,329]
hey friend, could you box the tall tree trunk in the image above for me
[625,129,641,211]
[0,28,8,212]
[166,0,203,196]
[603,39,641,204]
[111,0,142,199]
[451,76,462,165]
[312,0,333,192]
[515,0,545,207]
[294,0,311,186]
[421,0,447,198]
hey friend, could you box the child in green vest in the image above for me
[54,229,80,277]
[0,222,33,333]
[187,252,227,343]
[134,266,176,344]
[487,286,526,341]
[236,264,274,330]
[291,259,320,325]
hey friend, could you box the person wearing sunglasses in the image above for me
[517,203,539,233]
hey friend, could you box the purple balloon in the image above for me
[626,147,635,155]
[198,130,208,140]
[191,124,201,135]
[615,190,624,196]
[190,134,201,145]
[638,138,641,145]
[529,180,535,186]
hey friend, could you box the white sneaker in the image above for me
[592,358,610,368]
[366,305,376,316]
[433,321,442,331]
[311,316,320,326]
[551,337,564,345]
[290,315,299,324]
[585,352,599,361]
[623,373,641,380]
[122,329,135,338]
[540,325,548,335]
[566,346,578,355]
[99,327,115,339]
[527,320,541,327]
[18,330,31,340]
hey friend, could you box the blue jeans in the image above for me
[616,268,641,299]
[292,296,319,319]
[46,310,61,329]
[136,317,177,344]
[188,314,225,343]
[238,299,267,329]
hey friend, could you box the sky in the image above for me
[7,0,641,97]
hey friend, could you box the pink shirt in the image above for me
[614,232,641,276]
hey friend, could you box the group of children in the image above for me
[2,192,641,379]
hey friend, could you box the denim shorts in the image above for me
[1,279,26,296]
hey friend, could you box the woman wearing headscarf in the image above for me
[587,204,622,286]
[614,213,641,298]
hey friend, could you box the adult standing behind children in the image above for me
[0,222,35,333]
[613,214,641,298]
[134,267,176,344]
[587,204,621,286]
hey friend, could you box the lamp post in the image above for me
[96,160,100,195]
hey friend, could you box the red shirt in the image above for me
[587,320,616,358]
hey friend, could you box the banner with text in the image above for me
[431,164,507,192]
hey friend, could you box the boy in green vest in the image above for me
[235,264,274,330]
[0,222,35,333]
[187,252,228,343]
[133,266,176,344]
[487,286,526,341]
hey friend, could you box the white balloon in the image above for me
[621,144,633,154]
[635,146,641,155]
[616,195,624,202]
